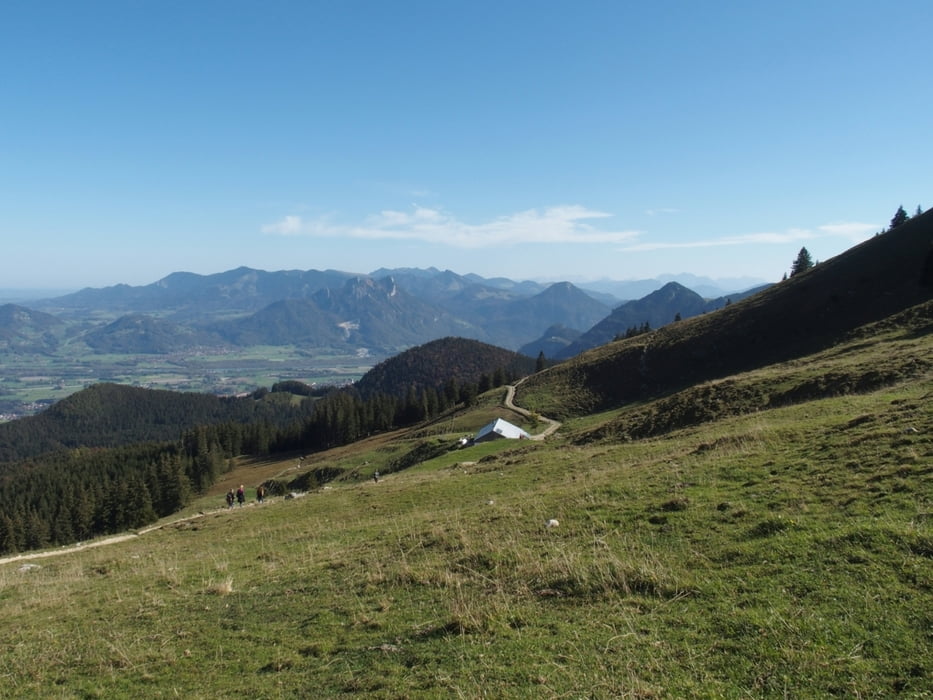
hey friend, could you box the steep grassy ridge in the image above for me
[517,210,933,419]
[572,300,933,444]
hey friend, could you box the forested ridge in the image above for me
[0,383,311,464]
[355,337,535,399]
[0,345,529,555]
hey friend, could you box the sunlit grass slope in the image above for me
[0,308,931,698]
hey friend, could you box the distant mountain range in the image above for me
[1,268,768,359]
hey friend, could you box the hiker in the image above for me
[256,484,265,503]
[236,485,246,506]
[225,489,235,509]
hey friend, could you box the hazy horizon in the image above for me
[0,266,770,303]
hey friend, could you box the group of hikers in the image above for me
[225,483,266,508]
[225,469,385,509]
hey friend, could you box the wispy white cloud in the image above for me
[817,221,879,240]
[263,207,881,257]
[644,207,680,216]
[619,228,813,252]
[262,205,641,248]
[261,215,304,235]
[619,221,878,252]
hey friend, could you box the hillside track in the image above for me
[505,379,561,440]
[1,382,562,566]
[0,507,237,566]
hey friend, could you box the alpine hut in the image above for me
[473,418,531,443]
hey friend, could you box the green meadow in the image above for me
[0,321,930,698]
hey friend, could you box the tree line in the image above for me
[0,364,523,555]
[787,205,926,281]
[0,382,314,464]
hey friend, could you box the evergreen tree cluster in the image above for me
[0,383,311,463]
[277,367,517,454]
[0,407,311,556]
[270,380,327,397]
[876,204,924,235]
[0,345,532,556]
[355,337,535,401]
[0,442,197,553]
[614,321,652,341]
[0,384,317,555]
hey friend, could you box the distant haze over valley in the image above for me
[0,268,767,304]
[0,264,770,420]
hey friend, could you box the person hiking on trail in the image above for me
[226,489,235,509]
[236,485,245,506]
[256,484,265,503]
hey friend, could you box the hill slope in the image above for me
[0,211,930,696]
[0,297,929,697]
[518,323,582,358]
[0,383,308,464]
[556,281,766,359]
[355,336,536,399]
[309,276,481,350]
[520,210,933,417]
[82,313,222,353]
[0,303,67,352]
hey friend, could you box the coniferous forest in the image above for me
[0,342,529,555]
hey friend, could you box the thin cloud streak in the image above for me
[817,221,880,240]
[262,206,880,256]
[262,205,641,248]
[619,221,878,253]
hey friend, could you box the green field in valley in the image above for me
[0,345,379,420]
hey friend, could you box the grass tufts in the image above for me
[0,307,930,696]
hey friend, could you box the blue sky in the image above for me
[2,1,930,291]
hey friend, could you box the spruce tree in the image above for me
[791,247,814,277]
[0,514,19,555]
[890,205,909,229]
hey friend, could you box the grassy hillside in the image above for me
[517,209,933,419]
[1,305,929,697]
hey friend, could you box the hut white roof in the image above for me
[474,418,531,442]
